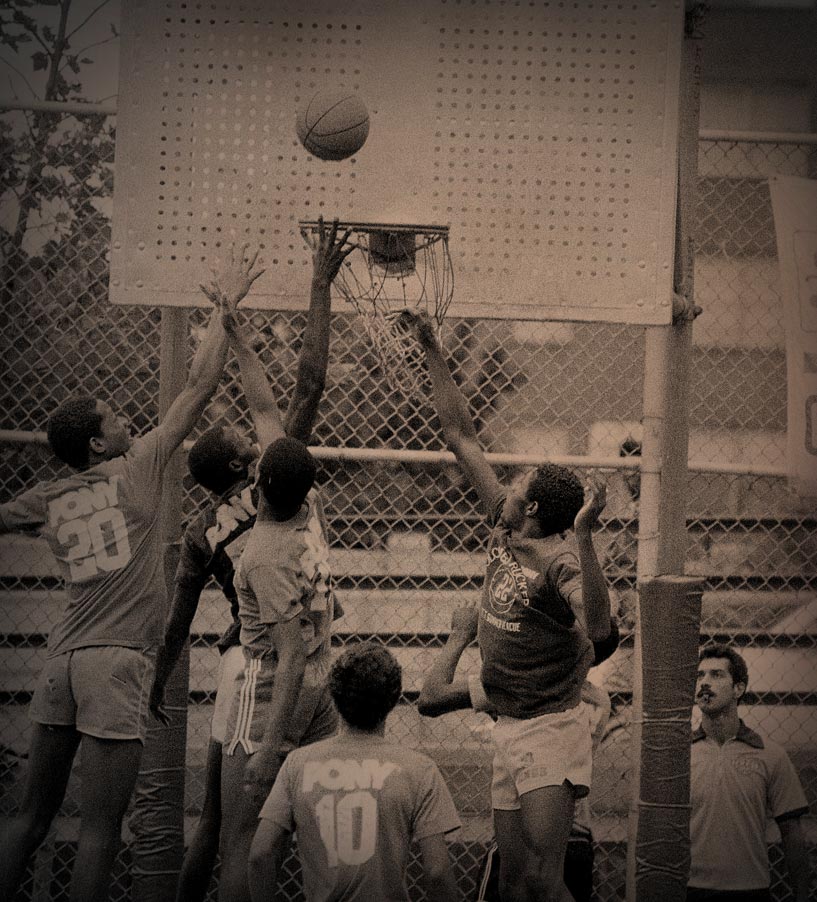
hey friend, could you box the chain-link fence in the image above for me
[1,100,815,900]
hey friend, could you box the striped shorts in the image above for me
[224,646,337,755]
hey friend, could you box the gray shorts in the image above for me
[30,646,156,743]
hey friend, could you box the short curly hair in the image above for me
[46,397,102,469]
[329,643,402,730]
[257,436,316,519]
[188,426,241,494]
[527,463,584,536]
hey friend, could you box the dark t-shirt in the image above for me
[175,478,257,651]
[477,492,594,719]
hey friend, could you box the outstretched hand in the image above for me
[392,308,439,351]
[199,242,265,311]
[574,477,607,533]
[306,216,355,286]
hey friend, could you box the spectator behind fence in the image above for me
[689,643,811,902]
[0,247,262,901]
[249,642,461,902]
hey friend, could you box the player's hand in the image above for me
[574,478,607,533]
[307,216,355,286]
[450,604,478,642]
[148,682,170,727]
[392,309,439,350]
[200,242,265,310]
[243,747,286,805]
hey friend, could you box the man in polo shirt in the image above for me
[689,643,811,902]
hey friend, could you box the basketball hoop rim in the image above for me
[298,219,448,236]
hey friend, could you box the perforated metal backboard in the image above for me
[111,0,684,324]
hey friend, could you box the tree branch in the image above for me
[65,0,114,41]
[70,32,117,58]
[0,57,39,99]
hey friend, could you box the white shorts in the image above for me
[491,702,593,810]
[211,644,245,744]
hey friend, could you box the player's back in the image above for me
[0,432,169,654]
[260,732,460,902]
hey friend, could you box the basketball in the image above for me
[296,90,370,161]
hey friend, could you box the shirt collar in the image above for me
[692,719,764,749]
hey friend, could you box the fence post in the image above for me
[627,4,705,900]
[633,577,704,900]
[128,307,189,902]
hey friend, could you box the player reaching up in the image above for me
[403,310,612,902]
[0,246,262,902]
[147,219,352,902]
[212,223,354,902]
[248,642,461,902]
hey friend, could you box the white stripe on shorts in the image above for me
[226,655,261,755]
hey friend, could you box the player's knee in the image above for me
[524,850,565,900]
[499,864,527,902]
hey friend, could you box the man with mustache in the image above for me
[689,644,810,902]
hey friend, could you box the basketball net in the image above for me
[300,221,453,397]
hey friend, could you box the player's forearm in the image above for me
[283,276,331,442]
[260,647,308,753]
[248,857,277,902]
[418,633,471,716]
[575,530,612,641]
[153,584,201,692]
[185,307,230,405]
[423,340,479,446]
[229,325,283,422]
[248,833,283,902]
[423,869,459,902]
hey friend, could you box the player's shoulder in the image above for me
[545,539,580,571]
[123,431,162,464]
[285,734,339,768]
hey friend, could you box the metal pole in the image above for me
[627,3,705,899]
[129,307,189,902]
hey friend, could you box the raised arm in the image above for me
[418,605,479,717]
[157,306,230,458]
[160,245,264,456]
[573,479,612,642]
[223,312,286,450]
[202,244,284,449]
[284,218,353,443]
[404,311,503,509]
